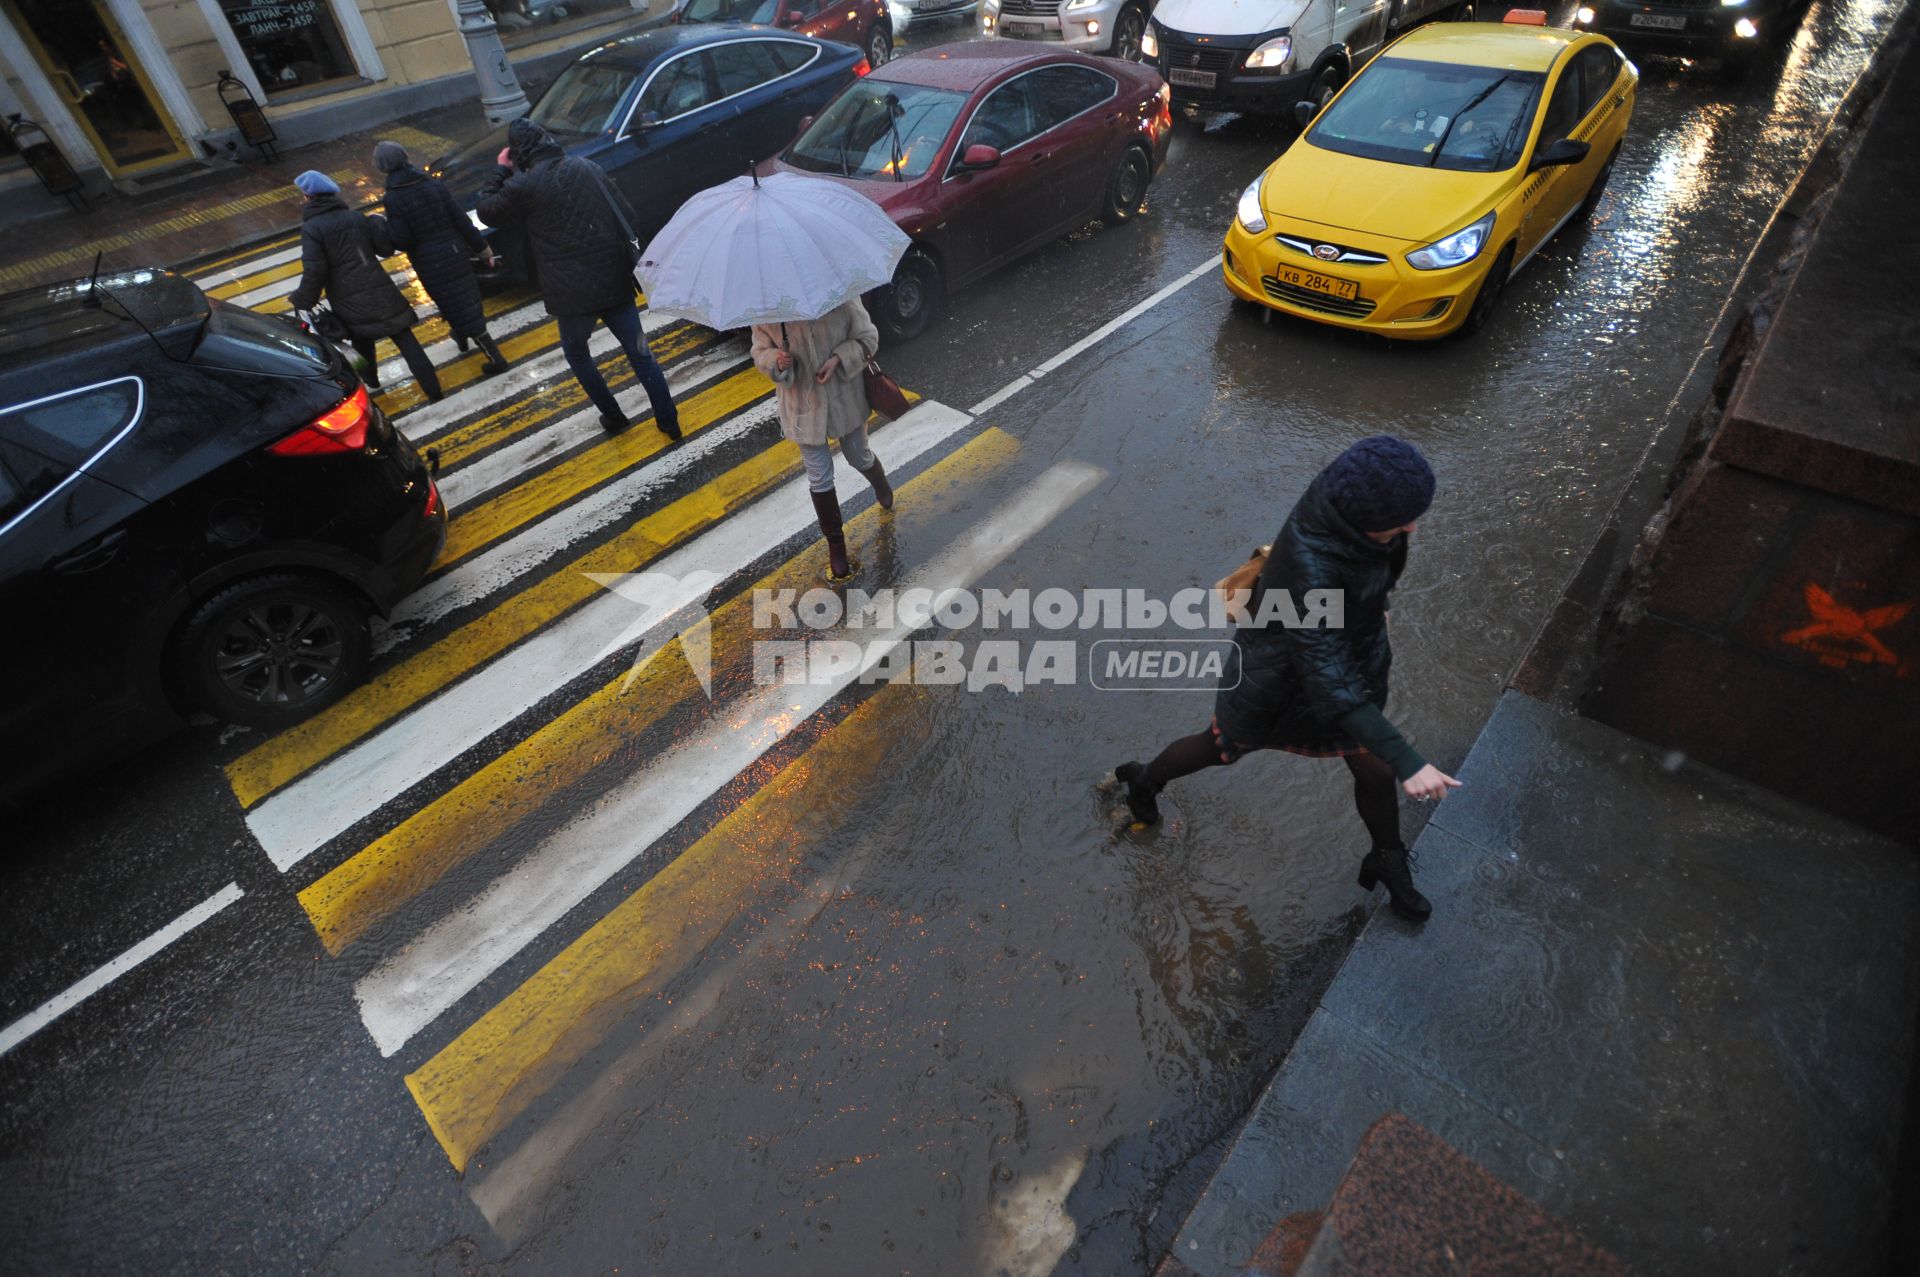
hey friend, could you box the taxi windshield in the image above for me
[1307,58,1543,173]
[785,82,966,181]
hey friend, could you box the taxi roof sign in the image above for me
[1503,8,1549,21]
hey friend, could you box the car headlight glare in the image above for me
[1141,26,1159,56]
[1064,0,1097,9]
[1733,15,1759,33]
[1406,210,1495,270]
[1244,35,1293,71]
[1236,176,1268,234]
[1575,5,1594,20]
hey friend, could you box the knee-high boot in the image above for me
[476,331,508,375]
[857,457,893,510]
[809,489,853,581]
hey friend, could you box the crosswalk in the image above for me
[182,234,1113,1196]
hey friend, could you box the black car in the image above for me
[0,270,445,803]
[432,26,867,286]
[1572,0,1808,68]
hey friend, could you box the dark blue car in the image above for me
[435,26,868,286]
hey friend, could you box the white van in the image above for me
[1141,0,1470,114]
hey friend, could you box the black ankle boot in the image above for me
[600,410,631,435]
[858,458,893,510]
[1358,844,1431,922]
[1113,761,1161,825]
[809,488,853,580]
[477,333,508,375]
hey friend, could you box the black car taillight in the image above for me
[268,384,373,456]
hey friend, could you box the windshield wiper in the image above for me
[885,93,907,183]
[1428,73,1511,167]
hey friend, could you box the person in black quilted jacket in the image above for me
[374,141,509,377]
[475,119,679,441]
[287,170,443,401]
[1113,436,1461,922]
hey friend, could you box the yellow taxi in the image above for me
[1222,18,1637,339]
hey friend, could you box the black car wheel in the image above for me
[877,249,941,342]
[1103,145,1152,222]
[867,22,893,66]
[1458,242,1515,338]
[177,573,370,728]
[1109,4,1146,60]
[1306,64,1343,117]
[1575,147,1618,222]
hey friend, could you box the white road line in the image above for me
[967,256,1217,416]
[433,344,750,511]
[192,244,302,291]
[355,457,1106,1056]
[0,884,245,1059]
[379,400,781,649]
[394,307,687,446]
[245,400,978,873]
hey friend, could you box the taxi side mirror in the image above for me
[1294,100,1317,129]
[1529,136,1589,172]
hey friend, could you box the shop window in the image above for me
[484,0,642,47]
[218,0,359,93]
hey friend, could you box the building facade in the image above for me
[0,0,656,209]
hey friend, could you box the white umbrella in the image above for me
[637,169,910,330]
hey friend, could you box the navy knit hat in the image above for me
[1320,435,1435,533]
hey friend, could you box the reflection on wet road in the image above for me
[0,1,1907,1271]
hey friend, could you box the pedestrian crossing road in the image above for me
[76,236,1151,1207]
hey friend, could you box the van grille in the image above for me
[999,0,1062,15]
[1158,41,1237,73]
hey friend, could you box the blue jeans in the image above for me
[557,302,676,429]
[799,425,874,493]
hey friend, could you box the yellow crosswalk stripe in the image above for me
[187,233,300,278]
[227,415,824,811]
[434,367,774,568]
[294,429,1016,962]
[405,678,928,1172]
[424,324,716,471]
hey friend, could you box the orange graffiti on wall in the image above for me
[1779,583,1912,671]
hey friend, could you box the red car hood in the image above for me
[757,156,935,232]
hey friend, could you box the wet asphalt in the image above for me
[0,1,1907,1272]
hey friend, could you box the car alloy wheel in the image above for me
[178,572,370,727]
[868,23,892,66]
[879,249,940,341]
[1111,6,1145,60]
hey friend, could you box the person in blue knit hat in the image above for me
[1113,435,1460,922]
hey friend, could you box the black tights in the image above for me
[353,328,442,400]
[1142,728,1402,848]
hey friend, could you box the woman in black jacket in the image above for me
[1113,436,1461,922]
[287,170,443,401]
[374,141,508,376]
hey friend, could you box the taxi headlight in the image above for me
[1141,26,1159,56]
[1244,36,1293,71]
[1575,5,1595,20]
[1236,176,1268,234]
[1406,210,1494,270]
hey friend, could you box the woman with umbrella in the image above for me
[373,140,510,377]
[640,169,910,581]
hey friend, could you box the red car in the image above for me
[765,41,1172,338]
[674,0,895,74]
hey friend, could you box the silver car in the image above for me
[891,0,979,38]
[978,0,1150,59]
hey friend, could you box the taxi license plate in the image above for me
[1629,12,1687,28]
[1168,68,1217,89]
[1275,264,1358,302]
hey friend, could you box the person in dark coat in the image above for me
[374,141,509,376]
[475,119,679,440]
[287,170,443,401]
[1113,436,1461,922]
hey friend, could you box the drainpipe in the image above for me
[454,0,531,125]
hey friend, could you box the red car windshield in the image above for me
[786,82,967,181]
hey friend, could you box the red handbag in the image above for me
[863,358,910,421]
